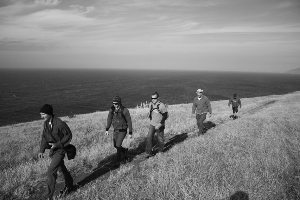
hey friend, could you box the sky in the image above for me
[0,0,300,73]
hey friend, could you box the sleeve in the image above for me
[159,103,168,124]
[238,99,242,108]
[55,122,72,148]
[124,108,133,134]
[39,132,48,153]
[106,109,113,131]
[207,98,212,114]
[192,98,196,114]
[228,99,231,106]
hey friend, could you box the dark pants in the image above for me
[146,125,165,155]
[46,151,73,199]
[232,106,238,114]
[113,130,127,162]
[196,113,207,135]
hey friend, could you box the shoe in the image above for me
[58,185,74,198]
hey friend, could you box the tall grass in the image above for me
[0,92,300,199]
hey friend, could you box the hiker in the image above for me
[192,89,212,135]
[105,96,133,164]
[38,104,75,200]
[145,91,168,158]
[228,93,241,119]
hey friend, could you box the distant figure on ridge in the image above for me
[105,96,133,164]
[192,89,212,135]
[145,91,168,158]
[38,104,75,200]
[228,93,241,119]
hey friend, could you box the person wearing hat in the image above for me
[38,104,74,200]
[228,93,241,119]
[105,96,133,164]
[145,91,168,158]
[192,89,212,135]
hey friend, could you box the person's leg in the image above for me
[156,126,165,152]
[145,125,156,155]
[114,130,127,162]
[58,159,74,197]
[196,113,207,135]
[46,152,65,199]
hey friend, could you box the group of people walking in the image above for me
[38,89,241,200]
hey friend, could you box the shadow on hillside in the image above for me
[229,191,249,200]
[76,132,192,189]
[163,132,188,152]
[203,121,216,133]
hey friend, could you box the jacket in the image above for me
[39,117,72,154]
[106,105,133,134]
[192,95,212,115]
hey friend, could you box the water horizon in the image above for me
[1,68,300,127]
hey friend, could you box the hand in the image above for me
[105,131,109,136]
[49,143,57,149]
[38,153,44,159]
[207,113,212,118]
[129,134,133,139]
[155,124,162,130]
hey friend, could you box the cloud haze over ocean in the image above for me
[0,0,300,72]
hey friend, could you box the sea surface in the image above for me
[1,69,300,126]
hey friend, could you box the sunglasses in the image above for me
[151,97,158,99]
[113,103,119,105]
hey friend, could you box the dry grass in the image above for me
[1,92,300,200]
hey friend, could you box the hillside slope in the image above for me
[0,91,300,200]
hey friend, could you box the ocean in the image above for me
[0,69,300,126]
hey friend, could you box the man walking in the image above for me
[228,93,241,119]
[145,92,168,158]
[192,89,212,135]
[106,96,133,164]
[38,104,74,200]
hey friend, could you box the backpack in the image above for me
[149,103,169,120]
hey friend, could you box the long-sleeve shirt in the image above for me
[106,106,133,133]
[39,117,72,153]
[192,95,212,115]
[228,98,241,108]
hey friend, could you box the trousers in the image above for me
[46,151,73,199]
[196,113,207,135]
[145,125,165,155]
[113,130,127,161]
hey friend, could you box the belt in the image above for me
[115,129,127,132]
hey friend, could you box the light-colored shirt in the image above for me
[149,101,167,126]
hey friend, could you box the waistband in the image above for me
[114,129,127,132]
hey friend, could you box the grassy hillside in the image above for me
[1,92,300,200]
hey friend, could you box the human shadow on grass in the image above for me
[229,191,249,200]
[76,132,191,189]
[203,121,216,133]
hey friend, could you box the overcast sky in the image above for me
[0,0,300,72]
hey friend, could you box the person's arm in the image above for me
[106,109,113,131]
[192,99,196,114]
[160,103,168,124]
[124,108,133,135]
[39,132,48,153]
[228,99,231,107]
[239,99,242,108]
[207,98,212,114]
